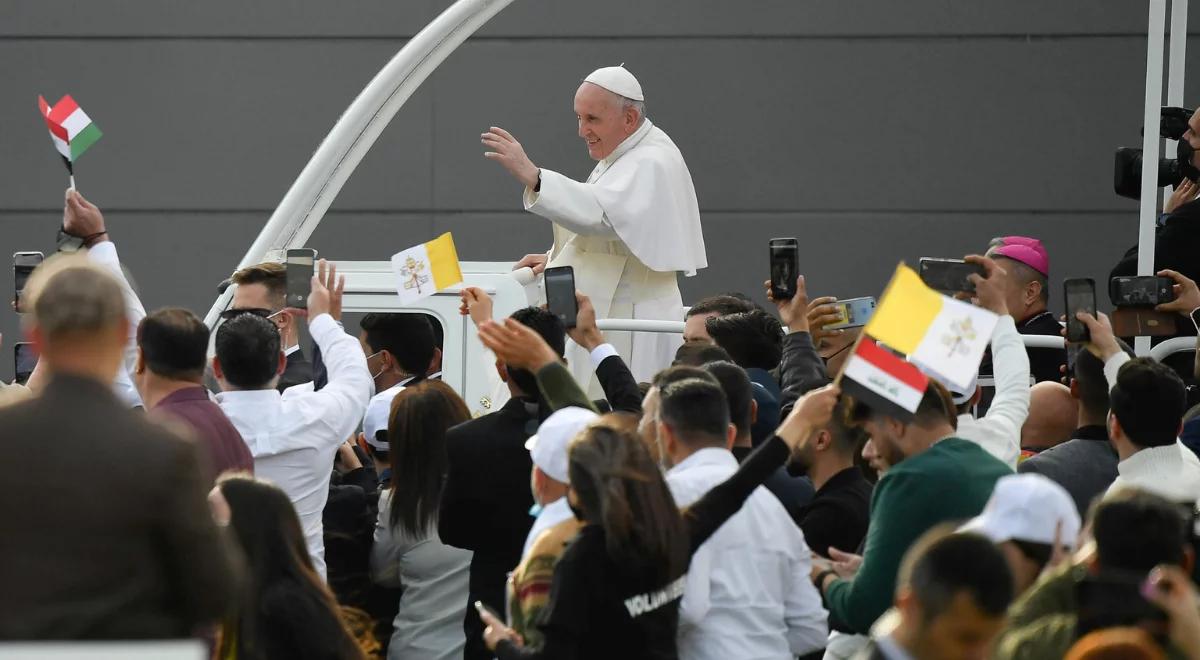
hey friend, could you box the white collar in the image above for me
[600,118,654,168]
[668,447,736,476]
[536,496,574,524]
[215,388,281,405]
[875,636,915,660]
[284,344,300,357]
[1119,442,1184,477]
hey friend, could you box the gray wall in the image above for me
[0,1,1191,378]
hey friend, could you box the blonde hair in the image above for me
[22,253,125,338]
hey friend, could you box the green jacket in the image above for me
[825,437,1011,633]
[535,362,598,413]
[994,563,1189,660]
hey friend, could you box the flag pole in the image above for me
[831,331,867,388]
[62,156,74,190]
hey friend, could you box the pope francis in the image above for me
[482,65,707,383]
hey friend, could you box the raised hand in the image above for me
[460,286,494,327]
[566,292,604,351]
[775,384,841,450]
[307,259,344,321]
[965,254,1009,316]
[765,275,810,330]
[482,127,540,188]
[478,318,560,371]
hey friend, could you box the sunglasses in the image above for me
[219,308,283,321]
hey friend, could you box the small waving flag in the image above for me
[863,264,998,392]
[840,337,930,421]
[390,233,463,305]
[38,95,103,186]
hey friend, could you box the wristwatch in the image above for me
[56,227,107,253]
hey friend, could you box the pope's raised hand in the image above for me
[482,127,540,189]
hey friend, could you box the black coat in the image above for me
[439,396,542,660]
[279,348,314,392]
[0,374,243,639]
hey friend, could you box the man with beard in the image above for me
[811,382,1011,636]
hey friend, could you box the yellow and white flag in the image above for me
[864,264,998,391]
[390,233,463,305]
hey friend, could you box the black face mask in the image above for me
[1178,139,1200,183]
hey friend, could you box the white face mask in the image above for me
[366,350,386,381]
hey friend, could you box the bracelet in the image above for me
[82,231,108,247]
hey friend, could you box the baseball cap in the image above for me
[362,383,405,451]
[991,236,1049,277]
[960,473,1081,548]
[525,407,598,483]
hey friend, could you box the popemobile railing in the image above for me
[595,319,1198,365]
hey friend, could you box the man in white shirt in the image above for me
[1075,311,1200,504]
[482,65,706,384]
[655,377,827,659]
[215,261,373,578]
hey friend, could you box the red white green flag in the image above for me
[37,95,103,164]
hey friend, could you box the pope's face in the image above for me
[575,82,634,161]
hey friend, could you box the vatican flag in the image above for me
[390,233,463,305]
[864,264,998,392]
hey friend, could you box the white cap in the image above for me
[583,65,644,102]
[525,407,598,483]
[960,474,1081,549]
[362,384,405,451]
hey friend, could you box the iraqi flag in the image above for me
[841,337,930,421]
[38,95,103,164]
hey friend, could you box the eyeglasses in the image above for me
[219,308,283,321]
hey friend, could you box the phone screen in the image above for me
[13,252,43,313]
[918,258,985,294]
[1064,278,1097,343]
[285,249,316,309]
[14,342,37,385]
[544,266,578,329]
[826,297,877,331]
[769,239,799,300]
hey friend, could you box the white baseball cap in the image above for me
[362,383,405,451]
[525,407,598,483]
[583,65,644,102]
[960,473,1081,549]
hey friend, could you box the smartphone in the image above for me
[769,238,800,300]
[14,342,37,385]
[544,266,578,329]
[1111,307,1179,337]
[474,600,503,624]
[918,258,985,294]
[285,248,317,309]
[13,252,43,313]
[1109,276,1176,307]
[826,296,877,331]
[1064,278,1097,343]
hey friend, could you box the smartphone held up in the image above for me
[1063,278,1096,344]
[285,248,317,310]
[769,238,799,300]
[13,251,43,314]
[544,266,578,329]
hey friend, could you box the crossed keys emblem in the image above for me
[941,316,978,358]
[400,256,432,294]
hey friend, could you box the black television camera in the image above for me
[1114,106,1197,200]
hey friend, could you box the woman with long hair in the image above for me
[481,386,840,659]
[215,474,367,660]
[370,380,474,659]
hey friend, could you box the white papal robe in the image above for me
[522,119,707,385]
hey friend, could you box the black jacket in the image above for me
[793,467,873,558]
[0,374,243,639]
[279,348,314,392]
[595,354,643,415]
[439,396,542,660]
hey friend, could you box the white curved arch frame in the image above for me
[203,0,517,327]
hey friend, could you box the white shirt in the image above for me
[666,448,828,659]
[86,242,146,408]
[520,497,574,559]
[957,315,1030,468]
[875,635,916,660]
[217,313,372,578]
[1103,352,1200,504]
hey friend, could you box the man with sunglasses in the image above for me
[224,262,312,392]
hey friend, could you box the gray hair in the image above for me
[620,96,647,125]
[25,256,125,338]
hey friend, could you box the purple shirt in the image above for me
[152,386,253,484]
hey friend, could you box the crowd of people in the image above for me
[5,179,1200,660]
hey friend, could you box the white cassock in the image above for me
[522,117,707,385]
